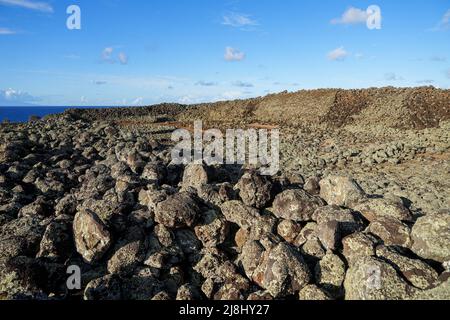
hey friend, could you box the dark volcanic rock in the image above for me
[73,209,112,264]
[154,192,200,228]
[251,242,311,298]
[272,189,325,222]
[235,171,274,209]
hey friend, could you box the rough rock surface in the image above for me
[73,210,112,264]
[154,192,199,228]
[344,256,411,300]
[252,242,311,298]
[319,175,366,207]
[410,212,450,263]
[0,93,449,300]
[272,189,325,222]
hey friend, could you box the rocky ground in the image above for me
[0,87,449,300]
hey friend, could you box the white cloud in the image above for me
[417,79,435,84]
[354,53,364,59]
[0,27,16,35]
[101,47,129,65]
[0,88,40,106]
[432,9,450,31]
[0,0,53,13]
[331,7,368,25]
[224,47,245,61]
[101,47,114,63]
[222,91,245,100]
[1,88,36,101]
[327,46,348,61]
[440,9,450,29]
[232,81,254,88]
[132,97,144,105]
[118,52,128,65]
[222,12,258,28]
[196,81,217,86]
[80,96,87,103]
[384,73,403,81]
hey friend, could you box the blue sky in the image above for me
[0,0,449,106]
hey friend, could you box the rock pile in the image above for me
[0,116,449,300]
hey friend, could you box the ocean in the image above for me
[0,106,116,123]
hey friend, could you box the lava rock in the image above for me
[410,212,450,263]
[368,216,412,248]
[319,175,366,207]
[194,210,229,247]
[37,215,73,261]
[376,245,438,290]
[354,197,412,222]
[84,275,122,300]
[272,189,325,222]
[342,232,379,266]
[73,209,112,264]
[107,241,143,275]
[234,171,274,209]
[220,200,261,229]
[154,192,200,228]
[344,256,412,300]
[252,242,311,298]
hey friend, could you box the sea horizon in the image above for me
[0,105,132,123]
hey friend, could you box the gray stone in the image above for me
[368,216,412,248]
[252,243,311,298]
[154,192,199,228]
[344,256,412,300]
[73,209,112,264]
[272,189,325,222]
[319,175,366,207]
[220,200,261,229]
[342,232,378,266]
[376,245,439,290]
[235,171,274,209]
[411,212,450,263]
[354,197,412,222]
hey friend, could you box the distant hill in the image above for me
[65,87,450,130]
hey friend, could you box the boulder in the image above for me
[315,252,346,296]
[272,189,325,222]
[376,245,438,290]
[312,205,365,235]
[181,163,209,191]
[37,215,73,261]
[84,275,122,300]
[319,175,366,207]
[303,176,320,195]
[234,171,274,209]
[354,197,412,222]
[73,209,112,264]
[194,210,229,248]
[107,241,143,275]
[277,219,302,243]
[411,212,450,263]
[252,243,311,298]
[342,232,378,266]
[154,192,200,228]
[220,200,261,229]
[240,240,266,279]
[344,256,412,300]
[368,216,412,247]
[299,284,331,300]
[317,220,340,251]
